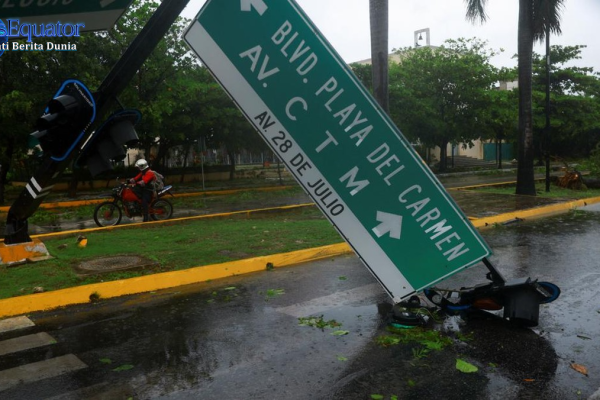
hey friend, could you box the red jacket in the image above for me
[133,169,156,187]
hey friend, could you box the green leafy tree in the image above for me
[105,0,196,169]
[465,0,566,195]
[388,38,499,171]
[530,45,600,158]
[0,33,108,203]
[477,67,519,169]
[350,63,373,92]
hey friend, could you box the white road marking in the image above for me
[0,316,35,334]
[0,332,56,356]
[276,283,383,318]
[0,354,88,392]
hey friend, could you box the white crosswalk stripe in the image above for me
[0,354,88,392]
[0,316,88,392]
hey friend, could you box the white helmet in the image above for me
[135,159,149,171]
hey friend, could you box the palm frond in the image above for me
[532,0,566,42]
[464,0,489,23]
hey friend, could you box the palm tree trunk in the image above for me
[439,139,449,173]
[228,149,236,180]
[516,0,537,195]
[369,0,389,113]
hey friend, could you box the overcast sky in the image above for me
[181,0,599,72]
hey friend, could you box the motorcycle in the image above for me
[422,258,561,327]
[93,180,174,227]
[390,258,561,328]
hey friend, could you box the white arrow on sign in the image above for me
[372,211,403,240]
[240,0,268,16]
[100,0,117,8]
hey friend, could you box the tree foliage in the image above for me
[1,0,599,205]
[531,45,600,158]
[388,38,499,170]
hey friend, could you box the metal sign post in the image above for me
[184,0,492,301]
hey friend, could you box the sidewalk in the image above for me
[2,177,600,319]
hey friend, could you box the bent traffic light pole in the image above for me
[4,0,191,244]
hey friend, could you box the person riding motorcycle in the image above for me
[130,159,156,222]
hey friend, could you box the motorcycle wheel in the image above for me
[93,202,123,227]
[150,199,173,221]
[423,288,472,313]
[537,281,561,304]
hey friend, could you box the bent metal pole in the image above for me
[4,0,191,244]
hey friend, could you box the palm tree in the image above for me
[465,0,565,195]
[369,0,389,113]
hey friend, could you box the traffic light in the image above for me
[77,109,141,176]
[30,79,96,161]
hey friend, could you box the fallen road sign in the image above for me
[184,0,492,301]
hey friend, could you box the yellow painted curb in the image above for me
[0,243,352,319]
[471,196,600,228]
[447,180,517,191]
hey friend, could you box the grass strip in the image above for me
[468,182,600,199]
[0,208,339,300]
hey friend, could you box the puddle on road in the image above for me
[455,211,600,398]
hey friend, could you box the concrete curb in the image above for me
[0,243,352,319]
[470,196,600,228]
[2,195,600,320]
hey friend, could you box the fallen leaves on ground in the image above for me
[456,358,478,373]
[570,363,588,376]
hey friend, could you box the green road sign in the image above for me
[184,0,492,301]
[0,0,133,32]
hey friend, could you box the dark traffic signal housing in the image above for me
[77,109,141,176]
[30,79,96,161]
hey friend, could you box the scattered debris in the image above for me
[77,235,87,248]
[456,358,479,373]
[553,164,586,190]
[264,289,285,299]
[298,315,341,330]
[89,292,101,303]
[33,286,44,293]
[112,364,134,372]
[331,330,349,336]
[570,363,588,376]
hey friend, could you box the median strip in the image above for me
[1,193,599,320]
[0,243,351,319]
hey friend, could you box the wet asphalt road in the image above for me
[2,206,600,399]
